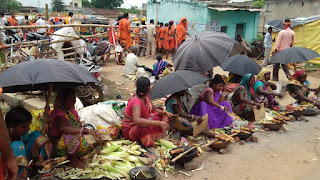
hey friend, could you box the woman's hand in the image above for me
[164,111,174,119]
[315,102,320,107]
[253,102,261,108]
[158,121,170,131]
[224,106,230,112]
[90,130,101,140]
[3,156,18,180]
[195,116,203,124]
[276,93,283,98]
[37,159,54,167]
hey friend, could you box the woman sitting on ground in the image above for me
[232,74,262,128]
[254,69,283,108]
[286,70,320,107]
[227,73,243,84]
[165,90,216,137]
[191,74,233,128]
[5,107,53,178]
[49,88,101,168]
[122,77,173,147]
[152,54,173,79]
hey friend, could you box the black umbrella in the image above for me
[269,47,320,64]
[149,70,209,100]
[173,31,245,73]
[266,20,284,31]
[0,59,99,133]
[221,54,261,76]
[0,59,99,93]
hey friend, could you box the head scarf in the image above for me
[256,69,271,82]
[240,73,254,100]
[292,70,307,80]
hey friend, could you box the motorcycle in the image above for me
[249,39,264,60]
[79,36,110,66]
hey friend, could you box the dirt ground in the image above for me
[101,56,320,180]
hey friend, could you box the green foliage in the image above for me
[51,0,65,12]
[91,0,124,9]
[2,0,22,12]
[119,6,141,15]
[256,34,263,42]
[82,0,92,8]
[253,0,265,9]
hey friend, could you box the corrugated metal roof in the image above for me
[208,7,267,12]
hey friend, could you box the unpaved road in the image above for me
[101,56,320,180]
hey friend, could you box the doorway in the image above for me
[235,23,245,39]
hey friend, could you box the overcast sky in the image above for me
[18,0,147,9]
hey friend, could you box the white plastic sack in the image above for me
[50,27,86,60]
[136,67,152,79]
[74,97,84,112]
[79,104,121,128]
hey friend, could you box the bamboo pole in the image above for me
[58,45,86,52]
[0,24,120,30]
[43,84,53,133]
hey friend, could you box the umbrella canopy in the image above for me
[149,70,209,100]
[221,54,261,76]
[0,59,99,93]
[266,20,284,31]
[173,31,245,73]
[269,47,320,64]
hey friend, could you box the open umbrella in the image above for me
[221,54,261,76]
[173,31,245,73]
[266,20,284,31]
[149,70,209,100]
[0,59,99,132]
[269,47,320,64]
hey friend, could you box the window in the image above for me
[302,2,304,6]
[74,3,78,7]
[221,26,227,33]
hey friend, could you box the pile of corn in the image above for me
[53,139,177,179]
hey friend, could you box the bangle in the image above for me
[80,127,84,134]
[192,114,194,120]
[29,160,33,166]
[220,106,225,111]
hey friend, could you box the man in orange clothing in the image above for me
[175,17,189,49]
[119,13,132,47]
[157,22,165,54]
[133,23,140,45]
[7,12,18,26]
[165,21,176,59]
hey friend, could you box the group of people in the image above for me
[122,67,320,147]
[118,13,189,59]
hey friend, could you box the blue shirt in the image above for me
[264,32,273,48]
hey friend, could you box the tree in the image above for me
[91,0,124,9]
[82,0,91,8]
[119,6,141,15]
[253,0,265,9]
[4,0,22,12]
[51,0,65,12]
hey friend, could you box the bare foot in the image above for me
[69,156,87,169]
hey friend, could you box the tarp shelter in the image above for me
[266,15,320,64]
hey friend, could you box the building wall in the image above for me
[208,9,260,42]
[258,0,320,34]
[72,0,83,8]
[147,0,209,35]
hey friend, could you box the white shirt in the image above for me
[264,32,273,48]
[124,53,140,75]
[0,17,7,27]
[146,24,156,42]
[36,19,46,33]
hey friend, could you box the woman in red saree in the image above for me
[122,77,172,147]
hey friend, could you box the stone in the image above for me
[23,98,46,111]
[219,149,227,154]
[183,161,198,171]
[239,141,246,145]
[305,119,309,122]
[264,128,270,131]
[296,116,306,121]
[288,115,295,121]
[251,135,259,143]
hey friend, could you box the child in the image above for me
[152,54,173,79]
[116,41,131,65]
